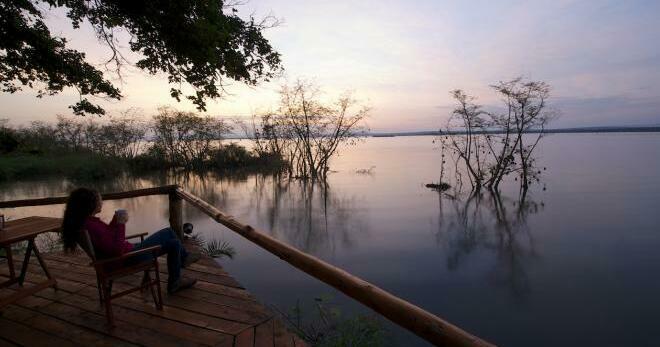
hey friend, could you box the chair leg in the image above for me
[153,262,163,310]
[145,270,159,308]
[96,276,104,306]
[102,281,114,328]
[140,271,149,300]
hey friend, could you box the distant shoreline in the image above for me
[369,126,660,137]
[225,126,660,139]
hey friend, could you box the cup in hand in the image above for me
[115,209,129,224]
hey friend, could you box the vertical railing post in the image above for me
[168,191,183,240]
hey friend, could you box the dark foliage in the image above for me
[0,0,281,115]
[0,127,18,153]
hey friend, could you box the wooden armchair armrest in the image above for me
[93,245,162,267]
[125,232,148,242]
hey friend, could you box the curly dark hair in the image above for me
[61,187,100,252]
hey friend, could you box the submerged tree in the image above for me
[0,0,281,115]
[246,80,369,179]
[489,78,555,192]
[442,90,489,189]
[438,77,556,195]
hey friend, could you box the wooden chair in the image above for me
[77,230,163,326]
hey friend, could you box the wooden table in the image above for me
[0,216,61,309]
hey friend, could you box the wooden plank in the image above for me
[292,335,308,347]
[53,264,257,334]
[16,260,98,285]
[1,305,137,347]
[39,301,204,347]
[254,319,275,347]
[5,268,253,337]
[38,255,244,289]
[273,319,296,347]
[0,265,86,294]
[0,316,79,347]
[0,279,57,309]
[164,294,272,325]
[36,289,233,347]
[184,261,230,276]
[234,327,255,347]
[0,337,20,347]
[5,251,302,347]
[74,285,250,336]
[174,287,266,312]
[45,252,231,277]
[6,273,227,347]
[22,258,253,320]
[20,259,255,314]
[192,279,256,301]
[33,255,261,309]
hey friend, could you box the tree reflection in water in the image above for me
[434,190,543,299]
[246,176,368,256]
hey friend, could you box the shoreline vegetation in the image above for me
[0,109,286,182]
[0,81,369,183]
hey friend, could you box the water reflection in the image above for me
[434,191,542,299]
[246,177,368,255]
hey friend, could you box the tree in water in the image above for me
[0,0,281,115]
[438,77,556,195]
[246,80,369,180]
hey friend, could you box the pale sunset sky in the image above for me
[1,0,659,132]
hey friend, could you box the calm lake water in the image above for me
[2,133,660,346]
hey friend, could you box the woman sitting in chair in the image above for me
[61,187,198,293]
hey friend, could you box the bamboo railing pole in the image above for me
[175,188,496,347]
[0,185,178,208]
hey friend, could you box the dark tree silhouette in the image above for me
[438,78,556,195]
[245,80,369,180]
[0,0,281,115]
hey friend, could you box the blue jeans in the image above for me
[132,227,188,288]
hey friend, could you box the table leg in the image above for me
[32,242,58,290]
[4,246,15,280]
[0,246,18,288]
[18,239,34,286]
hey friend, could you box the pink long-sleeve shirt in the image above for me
[84,216,133,257]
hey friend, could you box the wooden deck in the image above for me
[0,249,306,347]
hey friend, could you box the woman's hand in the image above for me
[114,209,129,224]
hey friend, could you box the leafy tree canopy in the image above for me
[0,0,281,115]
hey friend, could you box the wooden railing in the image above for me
[0,185,496,347]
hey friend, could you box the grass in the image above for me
[274,297,392,347]
[0,152,124,182]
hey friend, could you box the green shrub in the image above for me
[0,152,122,182]
[0,130,18,153]
[209,143,288,172]
[210,143,255,168]
[129,145,169,171]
